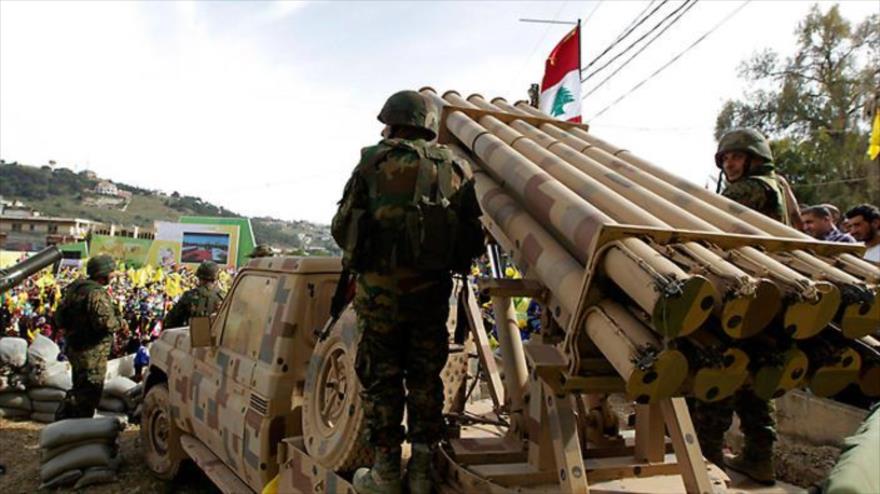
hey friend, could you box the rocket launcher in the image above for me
[510,101,879,339]
[425,87,874,407]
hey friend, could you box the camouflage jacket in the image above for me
[722,163,789,225]
[332,138,484,274]
[55,279,123,350]
[164,284,223,329]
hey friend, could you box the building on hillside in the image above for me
[80,170,98,180]
[0,214,101,251]
[95,181,119,196]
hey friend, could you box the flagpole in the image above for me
[577,19,582,81]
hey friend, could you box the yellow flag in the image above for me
[869,112,880,160]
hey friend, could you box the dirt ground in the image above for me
[0,417,218,494]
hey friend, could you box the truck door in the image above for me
[195,272,280,476]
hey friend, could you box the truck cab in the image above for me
[141,256,467,493]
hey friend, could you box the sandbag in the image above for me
[95,410,129,428]
[43,438,116,463]
[106,354,136,380]
[27,334,60,368]
[38,468,83,490]
[40,417,121,450]
[0,371,27,392]
[73,466,118,489]
[34,361,72,390]
[32,399,61,415]
[98,396,127,413]
[40,442,116,482]
[0,337,28,367]
[0,391,31,410]
[31,412,57,423]
[103,376,137,399]
[0,406,31,419]
[28,387,68,402]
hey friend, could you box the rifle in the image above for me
[316,268,355,341]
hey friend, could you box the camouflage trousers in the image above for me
[354,271,452,450]
[688,389,777,464]
[56,338,111,420]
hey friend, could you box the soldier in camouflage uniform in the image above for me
[164,261,223,329]
[332,90,483,494]
[690,128,785,485]
[54,255,124,420]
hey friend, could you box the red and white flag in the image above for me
[539,26,582,123]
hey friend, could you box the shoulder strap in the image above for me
[750,174,789,225]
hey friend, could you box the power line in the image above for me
[613,0,658,43]
[588,0,753,120]
[582,0,697,83]
[582,0,699,99]
[580,0,669,74]
[582,0,605,25]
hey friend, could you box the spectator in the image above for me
[801,205,856,243]
[819,203,843,227]
[844,204,880,263]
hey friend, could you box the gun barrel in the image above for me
[0,246,62,293]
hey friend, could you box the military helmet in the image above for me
[377,90,439,140]
[715,128,773,168]
[86,255,115,279]
[250,244,273,258]
[196,261,219,281]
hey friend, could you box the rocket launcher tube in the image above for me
[465,94,783,338]
[510,101,873,339]
[585,301,689,403]
[431,90,715,337]
[562,124,880,284]
[486,97,840,340]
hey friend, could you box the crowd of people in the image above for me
[0,261,233,359]
[800,202,880,262]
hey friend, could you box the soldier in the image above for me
[690,128,789,485]
[164,261,223,329]
[54,255,124,420]
[332,90,483,494]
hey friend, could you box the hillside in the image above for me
[0,161,339,254]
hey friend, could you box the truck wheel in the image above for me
[142,383,185,480]
[303,313,372,472]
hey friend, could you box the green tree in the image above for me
[715,4,879,207]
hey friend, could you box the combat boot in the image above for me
[406,443,434,494]
[726,449,775,486]
[353,447,402,494]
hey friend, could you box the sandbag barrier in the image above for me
[0,336,142,424]
[38,417,123,489]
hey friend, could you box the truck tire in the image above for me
[142,383,185,480]
[302,312,372,472]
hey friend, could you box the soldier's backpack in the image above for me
[333,138,483,274]
[54,280,107,348]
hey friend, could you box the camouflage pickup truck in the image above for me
[141,256,468,493]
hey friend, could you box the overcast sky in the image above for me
[1,1,876,224]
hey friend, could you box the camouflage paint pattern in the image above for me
[56,337,113,419]
[148,257,345,493]
[465,94,779,339]
[426,88,715,338]
[510,100,876,339]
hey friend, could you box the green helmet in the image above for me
[715,128,773,168]
[250,244,273,258]
[86,255,115,279]
[196,261,219,281]
[377,90,439,140]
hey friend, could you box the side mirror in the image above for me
[190,316,213,348]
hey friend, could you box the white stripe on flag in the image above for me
[539,69,582,122]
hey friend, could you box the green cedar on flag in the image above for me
[540,25,582,123]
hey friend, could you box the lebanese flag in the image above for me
[539,25,582,123]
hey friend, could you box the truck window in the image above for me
[221,274,279,358]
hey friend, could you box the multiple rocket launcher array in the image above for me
[423,88,880,404]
